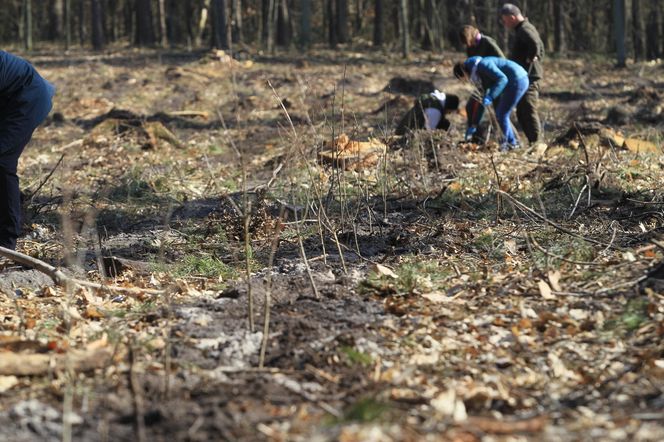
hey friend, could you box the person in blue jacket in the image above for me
[453,56,528,152]
[0,51,55,251]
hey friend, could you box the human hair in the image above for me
[453,62,467,80]
[445,94,460,111]
[500,3,522,17]
[459,25,479,47]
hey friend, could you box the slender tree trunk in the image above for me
[646,1,662,59]
[64,0,71,49]
[421,0,434,50]
[91,0,105,50]
[49,0,65,41]
[328,0,337,47]
[336,0,349,43]
[554,0,566,55]
[632,0,645,61]
[196,0,210,47]
[613,0,626,67]
[78,0,86,46]
[135,0,156,46]
[158,0,168,47]
[355,0,364,33]
[373,0,383,47]
[24,0,33,51]
[210,0,229,48]
[231,0,243,44]
[276,0,292,47]
[300,0,311,49]
[398,0,409,58]
[266,0,276,51]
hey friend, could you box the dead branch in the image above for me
[0,246,164,296]
[496,191,624,251]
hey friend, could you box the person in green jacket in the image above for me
[458,25,506,143]
[459,25,505,59]
[500,3,545,146]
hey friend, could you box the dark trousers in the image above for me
[0,88,54,250]
[516,81,541,144]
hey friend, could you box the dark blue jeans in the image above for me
[0,81,54,250]
[495,76,529,146]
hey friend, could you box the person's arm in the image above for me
[480,62,508,102]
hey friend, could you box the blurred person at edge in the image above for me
[500,3,545,147]
[0,51,55,251]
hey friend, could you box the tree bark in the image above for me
[300,0,312,49]
[158,0,168,47]
[554,0,566,55]
[632,0,645,61]
[276,0,292,47]
[48,0,64,41]
[231,0,243,44]
[613,0,626,67]
[336,0,349,44]
[24,0,33,51]
[327,0,337,47]
[373,0,383,47]
[91,0,105,50]
[64,0,71,48]
[398,0,409,58]
[135,0,156,46]
[210,0,229,49]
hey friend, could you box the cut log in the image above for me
[318,134,387,171]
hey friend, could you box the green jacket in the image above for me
[510,19,544,81]
[467,35,505,58]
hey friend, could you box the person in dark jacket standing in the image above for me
[0,51,55,251]
[500,3,544,146]
[459,25,505,59]
[458,25,506,143]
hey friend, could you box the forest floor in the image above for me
[0,46,663,441]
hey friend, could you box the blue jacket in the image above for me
[0,50,55,117]
[464,56,528,101]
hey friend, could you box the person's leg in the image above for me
[495,78,529,146]
[516,81,541,144]
[0,152,22,250]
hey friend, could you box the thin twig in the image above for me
[129,344,147,442]
[496,191,624,251]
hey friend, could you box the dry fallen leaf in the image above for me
[538,280,555,300]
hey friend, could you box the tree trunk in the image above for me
[210,0,229,49]
[613,0,626,67]
[632,0,645,61]
[398,0,409,58]
[91,0,105,50]
[231,0,243,44]
[24,0,33,51]
[135,0,156,46]
[276,0,292,47]
[421,0,435,50]
[554,0,566,55]
[78,0,87,46]
[300,0,311,49]
[328,0,338,47]
[48,0,65,41]
[64,0,71,49]
[264,0,277,52]
[646,1,662,59]
[158,0,168,47]
[355,0,364,33]
[336,0,349,44]
[373,0,383,47]
[196,0,210,47]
